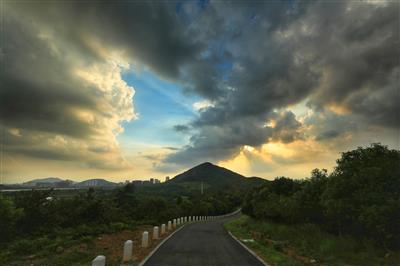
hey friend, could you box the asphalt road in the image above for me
[143,214,265,266]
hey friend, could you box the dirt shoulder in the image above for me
[3,224,181,266]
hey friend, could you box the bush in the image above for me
[10,239,32,255]
[0,195,22,243]
[322,144,400,247]
[109,222,128,233]
[243,144,400,249]
[1,181,243,250]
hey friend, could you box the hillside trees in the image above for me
[322,144,400,247]
[243,144,400,249]
[0,195,22,243]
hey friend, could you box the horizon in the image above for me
[3,161,261,184]
[1,1,399,184]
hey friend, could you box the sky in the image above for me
[0,0,399,183]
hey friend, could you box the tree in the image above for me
[14,190,53,234]
[0,195,22,243]
[115,183,137,210]
[322,144,400,247]
[269,176,302,196]
[293,169,328,224]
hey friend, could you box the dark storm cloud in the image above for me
[315,130,340,141]
[173,124,191,133]
[2,1,202,164]
[2,1,201,137]
[166,118,272,166]
[164,0,399,166]
[163,147,180,151]
[11,1,201,78]
[166,111,304,166]
[271,111,303,143]
[2,126,131,171]
[2,1,397,170]
[10,147,77,162]
[1,69,97,138]
[1,4,95,138]
[163,1,317,165]
[300,1,400,128]
[304,110,359,142]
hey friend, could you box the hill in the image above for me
[74,178,118,188]
[167,162,266,191]
[23,177,65,186]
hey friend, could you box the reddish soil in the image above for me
[93,225,177,265]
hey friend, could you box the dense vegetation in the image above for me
[0,182,241,260]
[225,215,400,265]
[243,144,400,250]
[1,143,398,264]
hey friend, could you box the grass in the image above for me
[0,223,136,266]
[0,222,174,266]
[224,215,400,266]
[224,217,302,266]
[0,234,103,266]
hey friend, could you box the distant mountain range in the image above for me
[4,162,266,190]
[15,177,118,189]
[23,177,66,186]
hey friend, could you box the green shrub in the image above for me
[243,144,400,249]
[0,195,22,243]
[10,239,36,255]
[109,222,128,233]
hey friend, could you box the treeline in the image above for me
[0,183,238,246]
[243,144,400,249]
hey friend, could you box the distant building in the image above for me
[132,180,143,186]
[165,176,170,182]
[142,180,151,185]
[150,178,155,184]
[154,179,160,184]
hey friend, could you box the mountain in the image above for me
[74,178,118,188]
[168,162,265,189]
[170,162,245,183]
[23,177,65,186]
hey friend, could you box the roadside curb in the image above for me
[138,224,187,266]
[227,230,270,266]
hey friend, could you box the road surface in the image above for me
[143,214,265,266]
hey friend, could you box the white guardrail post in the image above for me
[153,226,159,239]
[161,224,166,235]
[92,209,243,265]
[168,220,172,231]
[142,231,149,248]
[123,240,133,262]
[92,255,106,266]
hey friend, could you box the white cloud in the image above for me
[193,100,214,111]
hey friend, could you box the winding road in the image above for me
[143,214,266,266]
